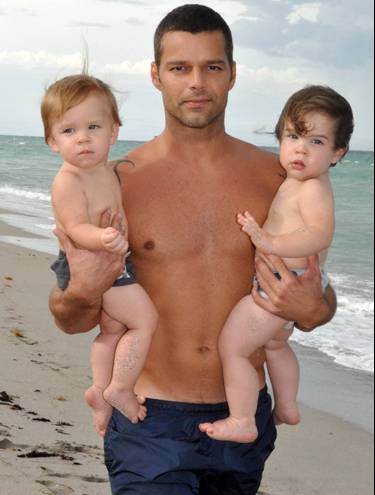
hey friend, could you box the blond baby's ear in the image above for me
[47,136,60,154]
[111,123,120,145]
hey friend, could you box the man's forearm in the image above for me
[296,285,337,332]
[49,285,101,334]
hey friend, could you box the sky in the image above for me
[0,0,374,150]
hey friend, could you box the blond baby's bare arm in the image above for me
[240,178,335,257]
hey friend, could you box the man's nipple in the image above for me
[144,240,155,251]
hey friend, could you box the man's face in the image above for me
[152,31,236,130]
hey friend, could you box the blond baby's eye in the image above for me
[63,128,74,135]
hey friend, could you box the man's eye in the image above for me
[171,66,186,72]
[208,66,222,71]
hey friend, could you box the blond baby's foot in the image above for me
[273,401,301,426]
[85,385,113,438]
[199,416,258,443]
[104,385,147,424]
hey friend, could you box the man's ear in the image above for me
[229,61,237,91]
[151,62,162,91]
[47,137,60,154]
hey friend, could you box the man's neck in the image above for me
[159,120,231,165]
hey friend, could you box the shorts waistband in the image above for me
[143,386,268,414]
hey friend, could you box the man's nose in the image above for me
[189,68,206,91]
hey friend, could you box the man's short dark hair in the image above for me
[154,4,234,67]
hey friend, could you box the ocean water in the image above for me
[0,135,373,374]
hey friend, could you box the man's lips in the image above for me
[183,99,211,108]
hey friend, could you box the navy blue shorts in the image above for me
[104,386,277,494]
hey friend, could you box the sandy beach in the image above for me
[0,217,373,494]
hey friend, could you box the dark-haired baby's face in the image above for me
[280,112,347,180]
[152,31,236,130]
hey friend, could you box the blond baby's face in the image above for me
[279,112,347,181]
[48,92,119,169]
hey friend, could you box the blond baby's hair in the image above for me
[41,74,122,142]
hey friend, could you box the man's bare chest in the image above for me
[122,166,275,259]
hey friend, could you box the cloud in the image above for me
[103,59,152,75]
[97,0,147,3]
[234,0,374,67]
[0,49,152,76]
[124,17,144,26]
[236,64,308,94]
[0,7,36,16]
[70,21,111,28]
[0,50,83,70]
[287,3,321,25]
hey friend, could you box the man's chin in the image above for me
[180,114,221,130]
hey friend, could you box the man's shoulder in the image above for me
[116,139,157,176]
[229,136,281,169]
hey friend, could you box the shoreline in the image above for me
[0,217,374,494]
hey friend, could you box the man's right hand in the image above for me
[49,210,125,334]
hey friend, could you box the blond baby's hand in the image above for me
[101,227,129,255]
[237,211,275,254]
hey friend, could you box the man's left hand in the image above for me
[252,254,334,332]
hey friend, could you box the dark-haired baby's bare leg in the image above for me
[200,294,297,443]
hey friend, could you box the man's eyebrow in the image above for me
[166,60,227,66]
[206,60,227,65]
[166,61,188,66]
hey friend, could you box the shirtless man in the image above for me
[49,5,337,494]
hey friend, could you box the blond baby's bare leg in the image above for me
[85,315,125,437]
[265,332,301,426]
[102,284,158,424]
[200,295,287,443]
